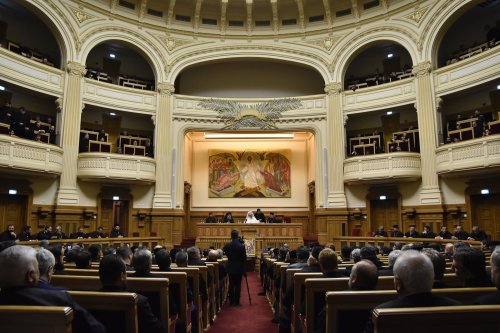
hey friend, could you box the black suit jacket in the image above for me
[474,291,500,305]
[223,239,247,275]
[0,286,105,333]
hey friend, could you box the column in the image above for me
[324,82,347,208]
[56,62,86,205]
[412,61,442,205]
[153,83,175,208]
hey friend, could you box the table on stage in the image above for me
[195,223,303,256]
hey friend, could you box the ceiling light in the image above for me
[109,54,116,59]
[0,85,5,91]
[386,111,393,115]
[387,53,394,58]
[379,195,387,200]
[497,84,500,90]
[110,112,116,116]
[481,189,489,195]
[112,196,120,201]
[204,133,295,139]
[8,189,17,195]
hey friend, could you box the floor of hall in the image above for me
[209,271,278,333]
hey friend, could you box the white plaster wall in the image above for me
[189,136,309,209]
[399,181,421,206]
[130,184,155,208]
[440,178,468,205]
[345,184,369,207]
[30,178,58,205]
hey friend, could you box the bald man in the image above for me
[349,259,379,290]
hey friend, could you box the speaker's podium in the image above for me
[195,222,303,263]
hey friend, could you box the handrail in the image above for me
[17,236,165,247]
[332,236,481,250]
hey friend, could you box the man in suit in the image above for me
[88,226,105,238]
[155,249,172,271]
[452,247,491,287]
[475,246,500,304]
[404,225,420,238]
[391,225,404,237]
[373,225,388,237]
[109,224,125,238]
[223,230,247,306]
[99,253,164,333]
[70,227,87,239]
[366,250,461,332]
[468,225,487,241]
[0,245,105,333]
[254,208,265,222]
[50,225,67,240]
[437,226,452,239]
[420,225,436,239]
[0,224,17,242]
[349,260,379,290]
[452,225,469,240]
[36,225,52,240]
[35,248,66,291]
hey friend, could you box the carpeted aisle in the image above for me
[209,271,279,333]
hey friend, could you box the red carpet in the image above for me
[209,271,278,333]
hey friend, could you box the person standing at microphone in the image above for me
[223,230,247,306]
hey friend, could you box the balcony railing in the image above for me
[436,135,500,174]
[344,152,421,183]
[77,153,156,183]
[0,135,63,175]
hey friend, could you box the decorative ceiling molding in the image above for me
[398,5,431,27]
[292,34,346,53]
[38,0,80,54]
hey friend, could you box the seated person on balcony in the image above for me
[133,140,138,146]
[373,140,381,153]
[49,125,56,144]
[31,121,45,138]
[79,132,90,152]
[420,225,436,239]
[145,140,154,157]
[0,101,14,125]
[468,226,487,242]
[404,225,420,238]
[452,225,469,240]
[391,225,404,237]
[350,149,358,156]
[374,225,388,237]
[453,137,461,143]
[205,212,217,223]
[483,128,491,136]
[13,106,31,138]
[472,121,483,138]
[34,134,42,142]
[254,208,265,222]
[486,24,500,43]
[98,129,107,142]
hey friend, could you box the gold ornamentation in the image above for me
[72,9,93,24]
[66,62,86,77]
[157,83,175,95]
[298,35,344,52]
[412,61,432,78]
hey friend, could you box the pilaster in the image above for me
[153,83,175,208]
[56,62,86,205]
[325,83,347,208]
[412,62,442,205]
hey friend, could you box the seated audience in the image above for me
[452,247,492,287]
[288,246,310,269]
[116,246,134,271]
[366,250,461,332]
[452,225,469,240]
[349,260,379,290]
[468,225,487,241]
[379,250,401,276]
[18,225,32,241]
[340,246,353,263]
[0,245,105,333]
[88,244,102,262]
[47,244,65,275]
[475,246,500,304]
[74,250,92,269]
[155,249,172,271]
[360,246,383,269]
[131,247,154,277]
[99,254,164,333]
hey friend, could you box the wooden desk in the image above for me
[124,144,145,156]
[89,140,111,153]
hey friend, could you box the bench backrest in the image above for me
[326,287,496,333]
[68,291,138,333]
[0,306,73,333]
[373,305,500,333]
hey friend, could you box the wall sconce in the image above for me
[37,207,50,219]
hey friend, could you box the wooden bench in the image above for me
[0,305,73,333]
[326,287,496,333]
[51,275,171,333]
[68,291,138,333]
[373,305,500,333]
[171,267,203,333]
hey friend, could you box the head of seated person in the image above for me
[0,245,39,288]
[74,250,92,269]
[88,244,102,262]
[207,249,219,263]
[155,249,171,271]
[360,246,382,268]
[175,251,188,267]
[349,260,379,290]
[36,248,55,284]
[132,247,153,276]
[393,250,434,296]
[422,248,446,285]
[490,247,500,289]
[452,247,491,287]
[318,248,338,275]
[99,254,126,289]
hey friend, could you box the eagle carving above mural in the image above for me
[198,98,302,130]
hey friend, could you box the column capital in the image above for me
[412,61,432,78]
[324,82,342,95]
[66,61,86,77]
[158,83,175,95]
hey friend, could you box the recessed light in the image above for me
[386,111,393,115]
[481,189,490,195]
[112,196,120,201]
[497,84,500,90]
[379,195,387,200]
[110,112,116,116]
[204,133,295,139]
[109,54,116,59]
[0,85,5,91]
[8,189,17,195]
[387,53,394,58]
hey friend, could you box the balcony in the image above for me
[436,135,500,176]
[77,153,156,183]
[0,135,63,176]
[344,152,421,184]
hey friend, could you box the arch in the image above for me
[422,0,483,69]
[79,27,165,83]
[167,45,331,84]
[333,28,419,84]
[16,0,76,66]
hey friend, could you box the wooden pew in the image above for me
[171,267,203,333]
[68,291,138,333]
[291,273,322,333]
[0,306,74,333]
[51,275,171,333]
[372,305,500,333]
[326,287,496,333]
